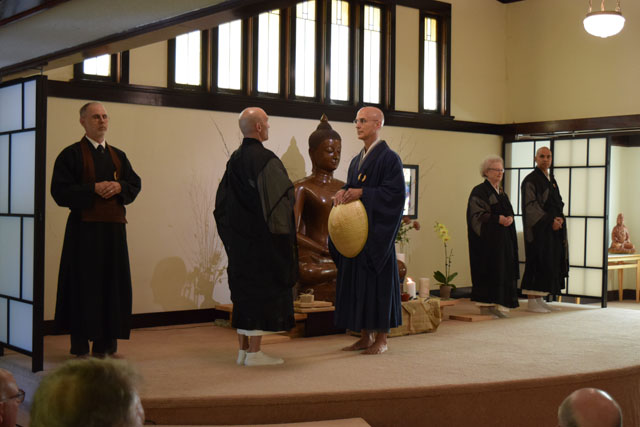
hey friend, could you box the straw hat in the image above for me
[328,200,368,258]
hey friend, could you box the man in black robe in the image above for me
[467,155,519,318]
[521,146,568,312]
[330,106,405,355]
[214,107,297,366]
[51,102,141,357]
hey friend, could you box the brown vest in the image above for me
[80,139,127,223]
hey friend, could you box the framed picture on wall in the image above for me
[403,165,418,219]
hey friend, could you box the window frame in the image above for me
[167,30,210,91]
[288,0,322,102]
[212,19,246,95]
[251,8,288,98]
[357,2,388,107]
[73,52,129,84]
[418,7,451,116]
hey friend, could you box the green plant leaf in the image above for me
[447,272,458,282]
[433,271,446,283]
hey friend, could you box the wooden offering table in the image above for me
[607,253,640,302]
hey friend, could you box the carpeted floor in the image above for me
[4,298,640,426]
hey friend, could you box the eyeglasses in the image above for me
[0,389,25,404]
[353,118,378,125]
[488,168,505,173]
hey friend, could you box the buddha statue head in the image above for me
[308,114,341,174]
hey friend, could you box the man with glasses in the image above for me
[331,106,405,354]
[0,368,24,427]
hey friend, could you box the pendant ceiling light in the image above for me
[584,0,625,38]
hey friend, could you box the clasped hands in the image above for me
[552,216,564,231]
[333,188,363,206]
[95,181,121,199]
[499,215,514,227]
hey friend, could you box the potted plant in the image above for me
[395,216,420,283]
[433,221,457,299]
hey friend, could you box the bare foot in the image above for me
[342,336,373,351]
[362,342,388,354]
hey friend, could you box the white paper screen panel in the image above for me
[22,217,34,301]
[586,218,604,268]
[515,216,525,263]
[0,84,22,133]
[553,168,570,217]
[23,80,36,129]
[10,131,35,215]
[504,170,518,211]
[589,138,607,166]
[9,300,32,351]
[0,298,6,342]
[554,139,588,167]
[535,141,550,154]
[570,168,605,217]
[569,267,602,297]
[0,217,21,298]
[568,217,585,266]
[0,135,8,213]
[505,141,534,168]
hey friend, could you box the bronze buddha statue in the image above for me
[293,115,344,302]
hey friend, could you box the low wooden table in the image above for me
[607,253,640,302]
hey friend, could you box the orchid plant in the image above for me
[433,221,457,289]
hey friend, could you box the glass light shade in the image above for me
[583,11,625,38]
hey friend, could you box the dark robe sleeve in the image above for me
[114,149,142,205]
[522,179,550,243]
[50,146,95,210]
[258,158,295,235]
[360,150,405,274]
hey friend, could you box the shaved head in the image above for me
[354,106,384,147]
[239,107,270,142]
[558,388,622,427]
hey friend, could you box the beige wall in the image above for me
[506,0,640,123]
[394,0,509,123]
[44,98,499,319]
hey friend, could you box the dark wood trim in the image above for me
[46,79,504,134]
[43,308,230,336]
[32,75,48,372]
[387,4,396,111]
[607,289,638,302]
[504,115,640,141]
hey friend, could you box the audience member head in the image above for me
[557,388,622,427]
[0,369,23,427]
[238,107,270,142]
[30,358,144,427]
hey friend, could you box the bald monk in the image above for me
[293,115,344,302]
[557,388,622,427]
[330,106,405,355]
[215,107,298,366]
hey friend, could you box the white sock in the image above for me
[244,351,284,366]
[537,298,559,311]
[527,298,550,313]
[237,349,247,365]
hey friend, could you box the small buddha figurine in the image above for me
[609,213,636,254]
[293,115,344,302]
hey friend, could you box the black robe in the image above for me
[329,141,405,331]
[214,138,297,332]
[466,180,519,308]
[521,167,569,294]
[51,138,141,340]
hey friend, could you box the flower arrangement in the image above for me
[396,216,421,247]
[433,221,457,289]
